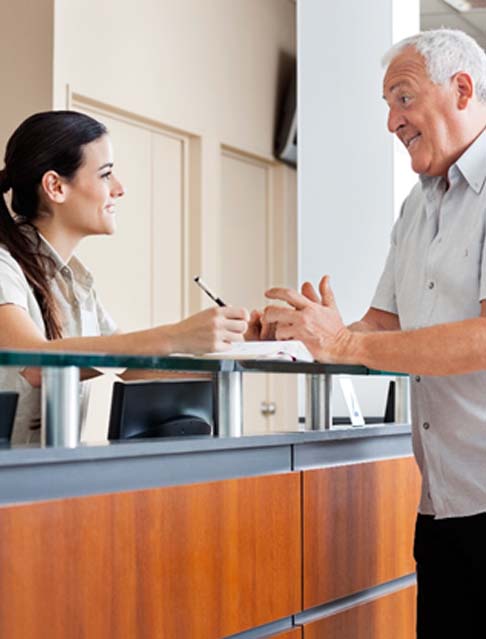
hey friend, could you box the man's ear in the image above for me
[453,71,474,110]
[40,171,68,204]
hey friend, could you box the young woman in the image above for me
[0,111,248,443]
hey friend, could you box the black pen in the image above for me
[194,276,226,307]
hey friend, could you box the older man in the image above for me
[264,30,486,637]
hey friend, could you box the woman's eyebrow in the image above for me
[97,162,113,171]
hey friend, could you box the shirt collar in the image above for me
[455,128,486,195]
[419,173,446,218]
[23,227,94,291]
[419,128,486,216]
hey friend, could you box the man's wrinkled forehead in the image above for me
[382,47,429,98]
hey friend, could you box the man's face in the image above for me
[383,47,461,177]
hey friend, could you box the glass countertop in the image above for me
[0,349,403,376]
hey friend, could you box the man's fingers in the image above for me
[319,275,336,308]
[260,319,276,340]
[275,323,295,340]
[263,305,297,324]
[301,281,319,303]
[265,287,310,310]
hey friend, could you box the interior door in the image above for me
[73,101,186,441]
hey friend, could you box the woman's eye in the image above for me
[399,95,411,105]
[101,172,112,180]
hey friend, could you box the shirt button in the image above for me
[415,375,421,382]
[428,281,435,290]
[423,421,430,430]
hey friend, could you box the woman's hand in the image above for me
[20,367,42,388]
[165,306,249,354]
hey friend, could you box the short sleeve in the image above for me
[479,227,486,302]
[93,290,117,336]
[370,217,400,315]
[0,249,29,310]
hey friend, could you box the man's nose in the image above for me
[387,108,406,134]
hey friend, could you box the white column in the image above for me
[298,0,419,417]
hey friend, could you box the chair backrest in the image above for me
[0,392,19,444]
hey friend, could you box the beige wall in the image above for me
[0,0,54,155]
[0,0,298,438]
[53,0,296,158]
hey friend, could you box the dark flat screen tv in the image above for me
[108,379,214,440]
[274,65,297,167]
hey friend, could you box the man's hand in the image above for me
[263,275,355,363]
[244,310,277,341]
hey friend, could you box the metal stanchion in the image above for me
[305,373,332,430]
[214,371,243,437]
[394,376,411,424]
[41,366,80,447]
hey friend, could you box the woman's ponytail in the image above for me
[0,175,63,339]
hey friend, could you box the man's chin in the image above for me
[409,154,430,176]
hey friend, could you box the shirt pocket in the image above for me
[440,236,482,316]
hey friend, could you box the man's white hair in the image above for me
[383,29,486,103]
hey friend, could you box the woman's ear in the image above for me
[453,71,474,110]
[40,171,68,204]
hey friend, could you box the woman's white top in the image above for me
[0,232,116,444]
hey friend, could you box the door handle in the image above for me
[260,401,277,416]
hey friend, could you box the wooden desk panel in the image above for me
[0,473,301,639]
[303,585,416,639]
[268,628,302,639]
[303,457,420,607]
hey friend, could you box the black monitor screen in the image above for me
[108,379,214,440]
[0,392,18,444]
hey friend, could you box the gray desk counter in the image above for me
[0,424,411,505]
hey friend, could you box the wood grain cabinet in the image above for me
[266,628,303,639]
[303,457,421,608]
[302,585,416,639]
[0,473,301,639]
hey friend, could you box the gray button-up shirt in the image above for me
[0,232,116,444]
[372,129,486,519]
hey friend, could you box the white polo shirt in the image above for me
[372,129,486,519]
[0,231,116,444]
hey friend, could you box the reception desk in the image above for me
[0,425,419,639]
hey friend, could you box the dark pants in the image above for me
[414,511,486,638]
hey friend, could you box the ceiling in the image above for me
[422,0,486,48]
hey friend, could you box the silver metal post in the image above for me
[41,366,80,447]
[305,373,333,430]
[394,376,411,424]
[214,371,243,437]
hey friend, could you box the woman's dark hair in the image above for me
[0,111,107,339]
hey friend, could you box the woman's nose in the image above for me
[111,175,125,198]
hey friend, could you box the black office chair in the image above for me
[0,392,19,444]
[108,379,214,440]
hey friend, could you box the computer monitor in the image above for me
[108,379,214,440]
[0,392,18,444]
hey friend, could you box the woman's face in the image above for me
[57,134,125,238]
